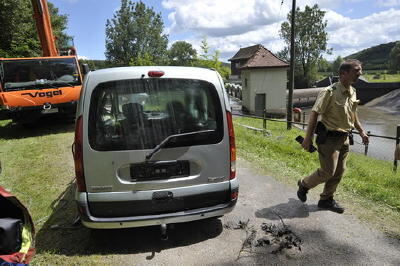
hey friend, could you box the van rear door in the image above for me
[83,77,230,195]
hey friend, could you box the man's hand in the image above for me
[301,136,313,151]
[354,113,369,145]
[360,131,369,145]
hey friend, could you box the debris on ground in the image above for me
[259,222,302,254]
[225,213,302,260]
[224,219,250,230]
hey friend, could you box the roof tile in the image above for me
[230,44,289,69]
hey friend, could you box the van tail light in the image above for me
[148,70,165,77]
[231,189,239,200]
[227,111,236,179]
[73,115,86,192]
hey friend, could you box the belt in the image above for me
[327,130,349,137]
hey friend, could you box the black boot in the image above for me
[318,198,344,213]
[297,180,309,202]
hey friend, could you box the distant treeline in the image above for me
[80,59,231,71]
[79,59,115,70]
[81,40,399,76]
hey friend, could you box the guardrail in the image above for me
[234,111,400,172]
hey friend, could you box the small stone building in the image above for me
[229,44,289,116]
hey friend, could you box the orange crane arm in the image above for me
[31,0,58,57]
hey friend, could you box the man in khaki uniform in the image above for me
[297,59,369,213]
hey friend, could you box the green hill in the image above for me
[345,41,398,70]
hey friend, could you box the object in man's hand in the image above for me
[295,135,317,153]
[349,132,354,145]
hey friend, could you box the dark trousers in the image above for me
[302,135,349,200]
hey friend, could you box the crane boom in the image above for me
[31,0,58,57]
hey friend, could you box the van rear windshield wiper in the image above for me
[145,130,215,161]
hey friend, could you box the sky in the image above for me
[50,0,400,62]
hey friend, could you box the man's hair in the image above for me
[338,59,362,75]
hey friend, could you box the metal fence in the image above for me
[234,111,400,172]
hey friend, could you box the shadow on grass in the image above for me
[35,182,223,258]
[255,198,323,220]
[0,116,75,140]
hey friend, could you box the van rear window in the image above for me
[88,78,224,151]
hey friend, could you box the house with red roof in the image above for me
[229,44,289,116]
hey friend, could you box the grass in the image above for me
[362,73,400,83]
[0,119,75,220]
[234,116,400,237]
[0,119,106,264]
[1,115,399,263]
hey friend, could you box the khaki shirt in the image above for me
[312,82,359,132]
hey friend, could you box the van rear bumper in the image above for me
[76,192,237,229]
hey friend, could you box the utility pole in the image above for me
[287,0,296,130]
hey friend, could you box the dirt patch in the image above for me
[224,216,302,260]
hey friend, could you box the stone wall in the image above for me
[315,76,400,104]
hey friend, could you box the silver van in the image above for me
[73,66,238,229]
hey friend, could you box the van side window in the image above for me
[88,79,224,151]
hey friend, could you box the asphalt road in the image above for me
[86,157,400,265]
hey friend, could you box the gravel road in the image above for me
[98,158,400,265]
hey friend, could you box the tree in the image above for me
[193,38,230,80]
[130,53,154,66]
[331,56,344,75]
[280,4,330,88]
[79,59,115,70]
[0,0,39,57]
[276,47,289,62]
[168,41,197,66]
[0,0,71,58]
[105,0,168,66]
[318,58,331,73]
[389,41,400,73]
[199,38,210,61]
[48,2,71,51]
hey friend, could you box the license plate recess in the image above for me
[130,160,189,181]
[41,107,58,114]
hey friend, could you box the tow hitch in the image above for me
[160,224,168,240]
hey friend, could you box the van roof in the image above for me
[86,66,221,86]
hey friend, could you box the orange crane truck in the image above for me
[0,0,86,124]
